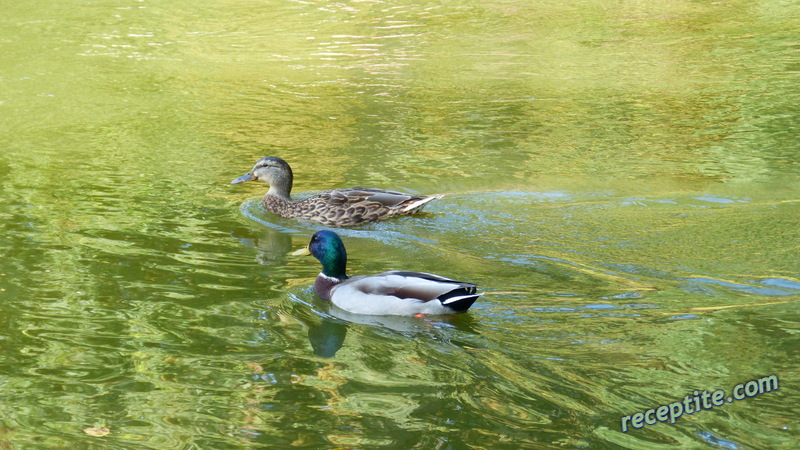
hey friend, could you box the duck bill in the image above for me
[231,172,257,184]
[291,246,311,257]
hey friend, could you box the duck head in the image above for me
[231,156,294,199]
[296,230,349,280]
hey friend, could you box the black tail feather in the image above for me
[438,286,481,313]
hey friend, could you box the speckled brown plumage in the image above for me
[232,156,443,227]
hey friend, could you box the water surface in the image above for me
[1,0,798,448]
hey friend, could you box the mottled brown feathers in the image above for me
[263,187,443,227]
[233,156,443,227]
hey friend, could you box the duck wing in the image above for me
[330,271,481,315]
[296,188,442,226]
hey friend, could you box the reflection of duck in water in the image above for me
[287,292,484,358]
[232,156,443,227]
[293,230,482,316]
[308,318,348,358]
[305,305,484,357]
[230,224,293,266]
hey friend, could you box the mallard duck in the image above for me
[293,230,481,316]
[231,156,443,227]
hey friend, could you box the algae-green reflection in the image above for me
[1,0,799,448]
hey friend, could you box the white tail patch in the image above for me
[442,293,481,305]
[402,194,444,213]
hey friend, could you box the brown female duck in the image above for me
[231,156,443,227]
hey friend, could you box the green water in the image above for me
[1,0,799,448]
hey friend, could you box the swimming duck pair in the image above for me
[232,156,482,316]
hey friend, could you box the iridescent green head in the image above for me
[308,230,348,280]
